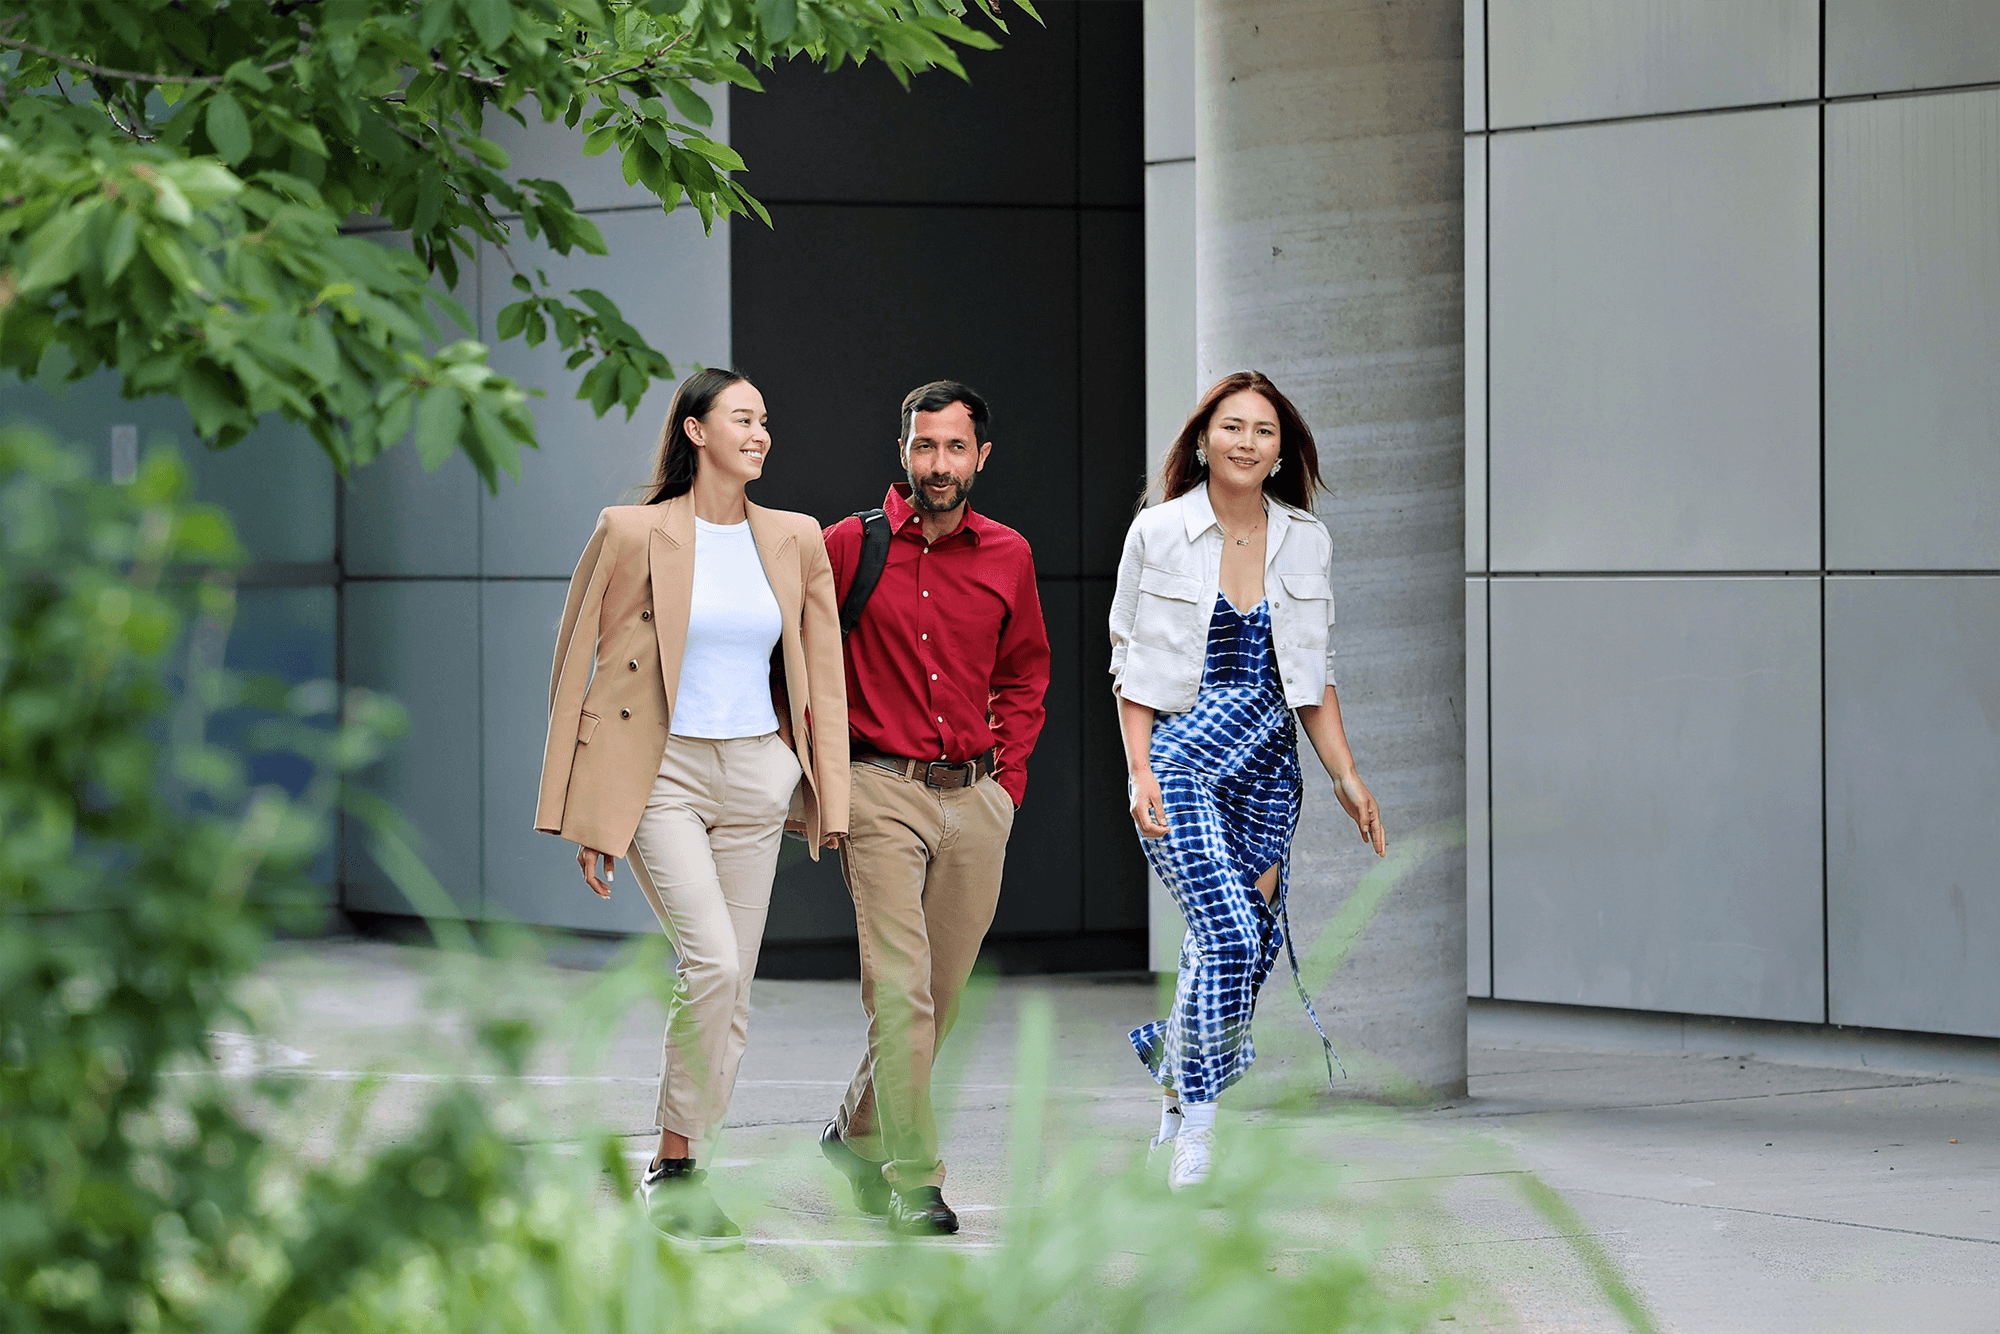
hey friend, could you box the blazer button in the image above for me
[627,660,638,671]
[641,610,652,621]
[620,708,631,719]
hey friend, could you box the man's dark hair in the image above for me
[899,380,991,446]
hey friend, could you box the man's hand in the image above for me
[576,846,615,897]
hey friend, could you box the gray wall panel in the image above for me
[341,582,481,917]
[1827,0,2000,98]
[1466,577,1491,997]
[184,421,336,566]
[479,212,731,578]
[1826,90,2000,571]
[1490,109,1819,571]
[1465,135,1487,573]
[1487,0,1817,128]
[1827,577,2000,1039]
[1490,578,1823,1021]
[479,580,661,934]
[342,447,481,577]
[1144,0,1196,161]
[1465,0,1485,131]
[0,376,333,565]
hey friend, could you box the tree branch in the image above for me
[582,33,689,87]
[0,34,290,87]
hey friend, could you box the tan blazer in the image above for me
[534,496,850,859]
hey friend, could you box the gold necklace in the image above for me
[1217,507,1267,547]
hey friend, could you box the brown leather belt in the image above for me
[854,748,996,790]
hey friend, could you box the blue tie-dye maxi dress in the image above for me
[1128,593,1336,1102]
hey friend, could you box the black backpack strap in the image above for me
[839,508,892,636]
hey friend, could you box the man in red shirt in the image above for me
[816,380,1050,1234]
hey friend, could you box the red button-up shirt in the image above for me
[825,485,1051,806]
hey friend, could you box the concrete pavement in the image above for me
[214,939,2000,1332]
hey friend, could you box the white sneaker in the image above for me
[1168,1125,1213,1191]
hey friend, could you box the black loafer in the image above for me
[887,1185,959,1236]
[640,1158,745,1252]
[818,1121,891,1216]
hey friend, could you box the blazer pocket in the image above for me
[577,710,600,744]
[1138,564,1201,602]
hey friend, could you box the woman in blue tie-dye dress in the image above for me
[1107,371,1388,1191]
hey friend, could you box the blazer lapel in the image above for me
[745,502,800,617]
[649,497,696,710]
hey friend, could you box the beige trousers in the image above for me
[835,759,1015,1188]
[625,731,801,1146]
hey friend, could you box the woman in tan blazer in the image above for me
[535,367,848,1250]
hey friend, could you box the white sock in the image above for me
[1158,1093,1182,1141]
[1179,1100,1217,1133]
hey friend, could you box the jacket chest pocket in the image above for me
[1134,563,1204,651]
[1275,570,1333,644]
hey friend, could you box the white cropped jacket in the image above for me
[1107,483,1337,714]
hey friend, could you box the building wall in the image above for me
[727,1,1150,969]
[1464,0,2000,1038]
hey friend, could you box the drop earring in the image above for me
[1195,445,1208,465]
[1269,455,1283,476]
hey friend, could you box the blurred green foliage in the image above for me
[0,0,1038,487]
[0,424,1457,1331]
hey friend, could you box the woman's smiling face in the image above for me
[1201,388,1281,490]
[689,380,771,485]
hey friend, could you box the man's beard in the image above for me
[907,468,975,514]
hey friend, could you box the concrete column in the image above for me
[1196,0,1465,1098]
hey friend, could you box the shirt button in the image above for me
[936,716,943,723]
[627,660,638,671]
[620,708,631,719]
[921,633,928,641]
[922,590,930,598]
[930,674,938,681]
[641,610,652,621]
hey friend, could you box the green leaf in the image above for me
[582,126,618,157]
[461,0,514,49]
[495,301,528,341]
[224,59,274,92]
[206,93,253,166]
[663,80,714,128]
[17,203,99,295]
[412,170,445,237]
[414,384,464,470]
[103,209,142,282]
[684,138,746,172]
[460,136,511,170]
[757,0,798,41]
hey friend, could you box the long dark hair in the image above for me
[1157,370,1323,510]
[644,367,749,504]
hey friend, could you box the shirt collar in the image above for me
[1179,480,1310,542]
[885,483,985,544]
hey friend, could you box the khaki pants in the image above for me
[835,760,1015,1188]
[625,732,801,1146]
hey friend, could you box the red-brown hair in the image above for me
[1156,370,1323,510]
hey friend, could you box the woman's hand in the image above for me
[820,831,846,851]
[1130,771,1170,838]
[577,846,616,898]
[1333,774,1386,856]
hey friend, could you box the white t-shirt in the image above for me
[669,517,784,739]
